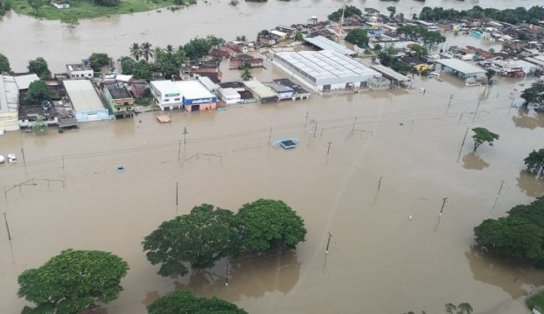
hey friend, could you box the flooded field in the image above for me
[1,0,543,72]
[1,72,544,313]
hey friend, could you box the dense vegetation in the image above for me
[18,249,129,314]
[396,25,446,46]
[88,52,110,71]
[419,5,544,25]
[521,81,544,108]
[0,53,10,73]
[525,148,544,178]
[0,0,11,17]
[24,80,52,105]
[148,289,247,314]
[345,28,369,48]
[27,57,51,80]
[378,47,414,75]
[142,199,307,277]
[328,5,362,22]
[474,197,544,266]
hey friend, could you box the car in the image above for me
[7,153,16,163]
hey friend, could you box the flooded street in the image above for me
[1,73,544,313]
[1,0,543,71]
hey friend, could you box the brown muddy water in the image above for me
[1,71,544,313]
[0,0,542,72]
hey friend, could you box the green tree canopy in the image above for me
[240,67,252,81]
[387,6,396,18]
[0,53,10,73]
[236,199,307,254]
[471,127,499,152]
[147,289,247,314]
[328,5,362,22]
[345,29,369,48]
[89,53,110,72]
[0,0,12,17]
[521,81,544,107]
[294,32,304,41]
[18,249,129,314]
[28,57,51,80]
[410,44,428,57]
[142,204,238,277]
[24,80,51,105]
[524,148,544,177]
[183,35,225,60]
[129,42,141,61]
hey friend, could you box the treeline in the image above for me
[419,5,544,25]
[121,35,224,80]
[0,0,11,16]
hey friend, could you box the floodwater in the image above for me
[1,66,544,313]
[0,0,542,71]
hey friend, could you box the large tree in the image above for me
[0,53,10,73]
[236,199,307,254]
[18,249,129,314]
[471,127,499,152]
[89,53,110,72]
[524,148,544,177]
[327,5,362,22]
[142,204,238,277]
[28,57,51,80]
[147,290,247,314]
[140,42,154,62]
[345,29,369,48]
[24,80,51,105]
[521,81,544,107]
[129,43,141,61]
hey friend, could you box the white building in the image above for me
[175,80,217,112]
[150,80,183,110]
[63,80,110,122]
[14,74,40,91]
[0,75,19,131]
[67,63,94,79]
[273,50,381,92]
[219,88,241,104]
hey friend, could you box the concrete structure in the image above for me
[304,36,355,56]
[265,82,295,100]
[368,77,392,90]
[272,79,311,100]
[243,80,278,103]
[102,82,135,118]
[273,50,381,92]
[219,88,242,104]
[63,80,109,122]
[0,75,19,131]
[14,74,40,91]
[198,76,219,93]
[370,64,411,87]
[175,80,217,112]
[436,58,487,79]
[67,63,94,79]
[150,80,183,110]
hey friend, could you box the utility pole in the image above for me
[325,232,333,254]
[439,197,448,216]
[446,94,454,114]
[3,212,11,241]
[304,112,309,129]
[351,116,358,134]
[268,127,272,143]
[21,147,27,175]
[182,127,188,145]
[177,140,181,161]
[497,180,505,196]
[326,142,333,155]
[313,122,318,138]
[472,100,481,123]
[62,156,65,172]
[176,182,179,206]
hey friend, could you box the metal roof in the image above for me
[63,80,105,113]
[275,50,380,86]
[175,80,215,100]
[525,57,544,67]
[243,80,278,99]
[13,74,39,90]
[150,80,181,97]
[304,36,355,55]
[0,75,19,114]
[370,64,411,83]
[198,76,219,91]
[436,59,486,75]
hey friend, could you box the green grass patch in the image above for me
[527,290,544,312]
[11,0,191,22]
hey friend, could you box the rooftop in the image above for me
[436,58,486,75]
[243,80,278,99]
[198,76,219,91]
[67,63,92,71]
[13,74,39,90]
[275,50,380,85]
[150,80,181,97]
[105,83,132,99]
[63,80,105,112]
[174,80,215,100]
[370,64,412,83]
[0,75,19,114]
[304,36,355,55]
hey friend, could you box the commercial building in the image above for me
[436,58,487,80]
[102,82,135,118]
[304,36,355,56]
[0,75,19,131]
[66,63,94,79]
[175,80,217,112]
[198,76,219,93]
[273,50,381,92]
[63,80,110,122]
[150,80,183,110]
[370,64,411,87]
[243,80,278,103]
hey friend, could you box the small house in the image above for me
[101,82,135,118]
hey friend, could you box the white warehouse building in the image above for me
[272,50,381,92]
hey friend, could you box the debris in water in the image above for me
[116,166,126,173]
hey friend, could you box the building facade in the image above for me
[102,82,135,118]
[150,80,183,110]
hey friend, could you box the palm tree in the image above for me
[165,45,174,54]
[140,42,154,62]
[129,43,141,61]
[457,303,473,314]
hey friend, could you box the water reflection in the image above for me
[516,170,544,198]
[174,250,300,302]
[512,107,544,129]
[465,247,542,299]
[462,152,490,170]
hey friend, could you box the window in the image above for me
[174,98,180,101]
[164,98,170,102]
